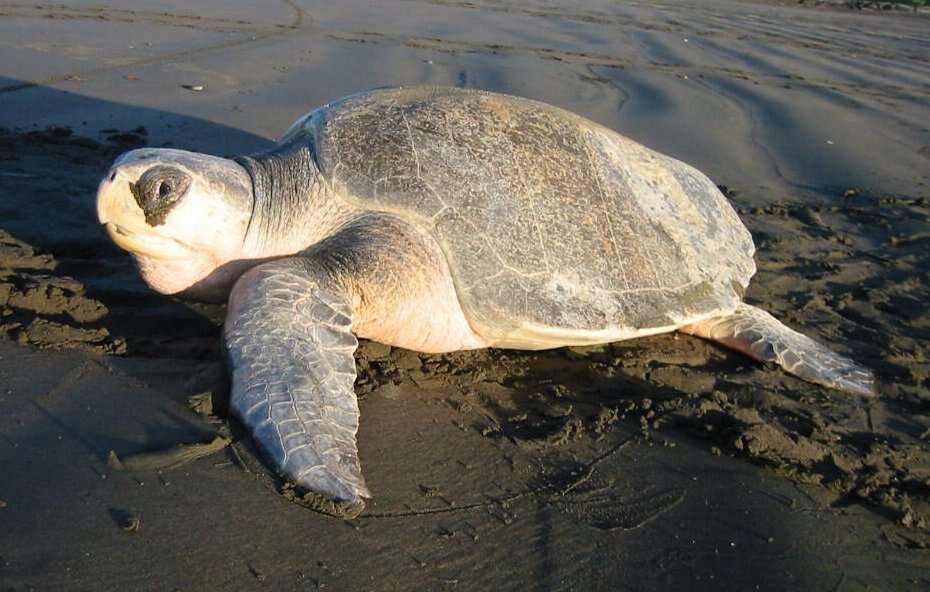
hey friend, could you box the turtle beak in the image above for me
[97,169,134,224]
[97,168,188,260]
[97,168,143,249]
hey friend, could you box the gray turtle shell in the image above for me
[284,87,756,347]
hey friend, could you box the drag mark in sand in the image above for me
[24,361,106,456]
[360,432,685,531]
[0,0,308,94]
[0,3,262,33]
[323,31,927,103]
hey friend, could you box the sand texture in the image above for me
[1,0,929,590]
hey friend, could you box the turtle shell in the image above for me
[285,87,755,348]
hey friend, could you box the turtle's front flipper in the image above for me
[224,258,369,516]
[680,302,874,396]
[223,214,486,516]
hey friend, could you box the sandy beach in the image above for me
[1,0,929,590]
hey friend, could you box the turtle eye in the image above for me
[134,166,192,226]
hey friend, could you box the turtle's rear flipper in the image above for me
[680,302,875,396]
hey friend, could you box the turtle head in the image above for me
[97,148,256,301]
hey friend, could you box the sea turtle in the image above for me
[96,87,873,516]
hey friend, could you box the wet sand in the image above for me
[1,0,929,590]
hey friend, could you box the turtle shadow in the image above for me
[445,338,717,450]
[0,76,274,360]
[0,80,265,500]
[475,354,673,446]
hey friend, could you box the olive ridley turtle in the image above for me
[97,87,874,515]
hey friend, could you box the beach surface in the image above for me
[1,1,929,590]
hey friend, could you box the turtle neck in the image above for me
[234,141,349,257]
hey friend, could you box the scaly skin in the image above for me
[225,260,367,505]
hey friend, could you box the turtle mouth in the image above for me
[104,222,190,260]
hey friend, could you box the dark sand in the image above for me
[1,0,929,590]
